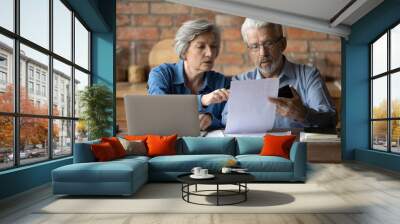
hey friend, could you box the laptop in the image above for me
[124,95,201,137]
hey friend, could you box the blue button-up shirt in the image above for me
[222,57,336,129]
[148,60,231,130]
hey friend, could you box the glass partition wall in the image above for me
[370,23,400,154]
[0,0,91,170]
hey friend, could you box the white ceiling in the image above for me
[228,0,352,22]
[167,0,384,38]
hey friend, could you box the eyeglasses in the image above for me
[247,36,284,52]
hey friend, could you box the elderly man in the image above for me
[222,18,336,129]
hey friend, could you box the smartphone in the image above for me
[278,85,293,98]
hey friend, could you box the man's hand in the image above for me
[201,88,229,106]
[269,86,307,122]
[199,113,212,131]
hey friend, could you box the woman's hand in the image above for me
[199,113,212,131]
[201,88,229,106]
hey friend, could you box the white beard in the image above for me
[258,55,283,75]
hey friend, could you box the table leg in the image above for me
[187,184,190,202]
[245,183,247,201]
[217,184,219,206]
[181,184,183,200]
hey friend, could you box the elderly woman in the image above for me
[148,19,230,131]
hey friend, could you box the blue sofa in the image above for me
[52,137,307,196]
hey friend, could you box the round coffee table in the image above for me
[177,173,255,206]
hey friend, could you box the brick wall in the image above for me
[116,0,341,82]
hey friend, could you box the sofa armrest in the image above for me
[289,142,307,181]
[73,140,100,163]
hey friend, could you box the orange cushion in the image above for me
[91,142,117,161]
[146,134,177,157]
[259,134,297,159]
[124,135,148,142]
[101,137,126,158]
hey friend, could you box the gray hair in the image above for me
[174,19,221,60]
[241,18,284,44]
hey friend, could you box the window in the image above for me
[0,34,13,113]
[0,71,6,85]
[36,83,40,95]
[0,115,13,170]
[28,81,34,94]
[74,69,89,119]
[0,54,7,86]
[28,67,34,80]
[75,17,90,70]
[54,91,58,105]
[53,59,72,117]
[35,70,40,81]
[41,73,46,83]
[53,119,72,158]
[0,0,14,32]
[20,0,49,49]
[0,0,91,170]
[53,0,72,60]
[0,55,7,67]
[42,85,46,97]
[370,23,400,154]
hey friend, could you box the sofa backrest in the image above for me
[73,139,100,163]
[73,137,237,162]
[177,137,236,155]
[75,136,300,160]
[235,137,264,155]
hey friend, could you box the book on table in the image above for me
[300,132,340,142]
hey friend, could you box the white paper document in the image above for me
[204,130,291,137]
[204,129,225,137]
[225,78,279,134]
[224,131,291,137]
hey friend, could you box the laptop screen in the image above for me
[124,95,201,137]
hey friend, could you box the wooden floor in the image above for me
[1,162,400,224]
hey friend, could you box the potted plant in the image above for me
[79,84,113,140]
[75,120,88,141]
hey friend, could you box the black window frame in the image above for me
[0,0,92,171]
[370,20,400,154]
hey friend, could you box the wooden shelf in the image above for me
[116,82,147,98]
[116,82,148,133]
[307,141,341,163]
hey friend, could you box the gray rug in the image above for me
[38,183,361,214]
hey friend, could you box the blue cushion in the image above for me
[236,137,263,155]
[52,158,148,195]
[117,155,150,163]
[289,142,307,181]
[52,159,146,183]
[148,154,235,172]
[178,137,235,155]
[236,155,293,172]
[73,140,100,163]
[73,141,150,163]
